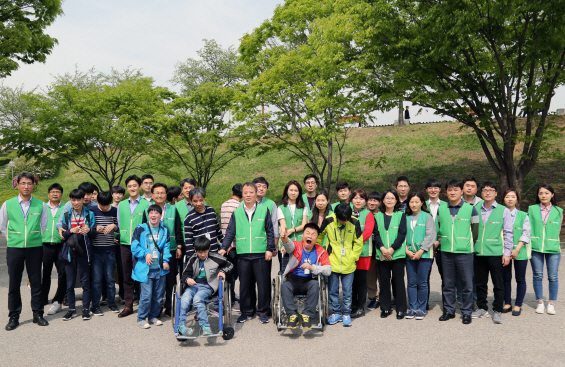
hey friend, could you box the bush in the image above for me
[0,157,11,166]
[13,156,57,180]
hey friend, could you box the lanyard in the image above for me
[303,248,313,264]
[541,205,552,224]
[149,225,161,249]
[20,198,32,220]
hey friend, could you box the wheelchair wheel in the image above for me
[222,326,235,340]
[222,279,232,328]
[321,276,328,330]
[171,279,179,332]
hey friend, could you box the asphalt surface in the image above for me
[2,238,565,367]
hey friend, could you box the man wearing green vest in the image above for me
[472,182,514,324]
[330,181,354,212]
[117,175,149,318]
[220,182,276,325]
[435,179,479,325]
[41,183,67,315]
[302,174,319,212]
[0,172,49,330]
[251,177,279,243]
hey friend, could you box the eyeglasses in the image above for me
[19,182,34,187]
[49,190,62,194]
[482,189,496,193]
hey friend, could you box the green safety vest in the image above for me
[302,193,315,211]
[405,211,433,259]
[42,202,66,244]
[355,209,373,258]
[529,204,563,254]
[279,204,305,243]
[512,210,530,260]
[438,202,474,254]
[175,200,192,242]
[118,198,149,246]
[375,211,405,261]
[330,202,354,212]
[475,202,506,256]
[234,204,268,254]
[6,196,44,248]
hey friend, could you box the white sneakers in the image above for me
[47,301,62,315]
[547,303,556,315]
[536,302,545,314]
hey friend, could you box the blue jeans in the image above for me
[178,283,214,327]
[137,269,165,322]
[406,258,433,312]
[328,272,354,316]
[91,252,117,308]
[530,251,561,302]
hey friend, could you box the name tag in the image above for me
[341,248,346,256]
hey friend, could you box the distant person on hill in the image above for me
[404,106,410,124]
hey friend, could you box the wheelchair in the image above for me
[271,271,328,332]
[172,277,234,341]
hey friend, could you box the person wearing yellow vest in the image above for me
[277,181,309,270]
[529,184,563,315]
[471,182,514,324]
[404,192,436,320]
[501,189,531,316]
[117,175,149,318]
[302,174,319,213]
[330,181,354,212]
[1,172,49,331]
[374,189,408,319]
[41,183,67,315]
[219,182,276,325]
[366,191,382,311]
[435,179,479,325]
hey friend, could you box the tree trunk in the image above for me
[325,138,334,199]
[398,99,404,127]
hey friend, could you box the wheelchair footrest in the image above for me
[175,333,198,341]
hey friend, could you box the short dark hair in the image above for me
[425,179,442,189]
[368,191,381,201]
[404,192,429,216]
[378,189,401,213]
[445,179,464,190]
[69,189,85,200]
[480,181,497,192]
[141,174,154,183]
[189,187,206,200]
[194,237,211,252]
[334,203,352,221]
[97,191,113,206]
[125,175,142,186]
[335,181,351,192]
[232,184,243,198]
[111,186,125,195]
[181,178,197,187]
[303,222,320,235]
[151,183,168,193]
[78,182,97,194]
[462,176,479,187]
[536,184,557,206]
[303,174,319,186]
[16,171,35,184]
[147,204,162,215]
[352,189,368,202]
[252,177,269,188]
[242,182,257,192]
[166,186,182,202]
[395,176,411,187]
[48,183,64,194]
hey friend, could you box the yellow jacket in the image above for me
[317,213,364,274]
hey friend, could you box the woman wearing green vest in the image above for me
[374,189,407,319]
[502,189,531,316]
[404,192,436,320]
[277,181,309,269]
[309,191,330,248]
[350,189,375,319]
[529,184,563,315]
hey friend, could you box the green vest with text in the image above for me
[146,203,178,252]
[375,211,405,261]
[529,204,563,254]
[234,204,268,254]
[42,202,65,244]
[356,209,373,258]
[512,210,530,260]
[6,197,44,248]
[118,198,149,246]
[438,203,474,254]
[279,204,305,242]
[475,202,506,256]
[405,211,433,259]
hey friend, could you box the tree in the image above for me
[0,84,35,129]
[237,0,382,193]
[314,0,565,193]
[0,69,172,190]
[0,0,63,78]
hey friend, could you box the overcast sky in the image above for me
[3,1,563,125]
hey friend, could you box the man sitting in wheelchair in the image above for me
[280,223,331,329]
[177,237,233,337]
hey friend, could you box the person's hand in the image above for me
[58,227,65,240]
[280,247,286,255]
[103,224,117,235]
[413,250,423,261]
[187,278,196,286]
[114,238,120,245]
[79,226,90,234]
[176,249,182,259]
[510,248,520,260]
[279,226,287,238]
[300,263,313,271]
[502,256,511,266]
[70,226,81,234]
[280,232,288,244]
[217,272,226,280]
[226,246,232,255]
[96,225,104,232]
[163,262,170,271]
[145,253,153,265]
[406,250,415,259]
[265,251,273,261]
[218,249,226,256]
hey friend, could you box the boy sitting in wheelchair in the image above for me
[280,223,331,329]
[177,237,233,337]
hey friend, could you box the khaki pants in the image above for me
[367,256,380,300]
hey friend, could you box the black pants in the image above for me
[115,244,124,299]
[164,251,178,312]
[65,254,91,311]
[442,252,473,315]
[352,269,368,311]
[7,246,44,318]
[474,255,505,313]
[434,249,446,309]
[120,245,135,308]
[228,249,239,302]
[281,273,319,317]
[378,258,407,313]
[238,257,271,317]
[41,243,66,304]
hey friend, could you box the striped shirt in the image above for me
[220,198,240,248]
[184,206,224,258]
[90,206,119,252]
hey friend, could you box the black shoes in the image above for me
[512,307,522,316]
[351,308,365,319]
[380,310,391,318]
[33,314,49,326]
[462,315,472,324]
[367,299,380,310]
[287,314,301,329]
[396,312,405,320]
[5,317,19,331]
[439,311,455,321]
[502,306,512,314]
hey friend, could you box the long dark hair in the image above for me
[378,189,401,213]
[404,192,429,216]
[310,191,330,222]
[280,180,305,209]
[536,184,557,206]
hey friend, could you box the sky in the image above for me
[3,0,564,125]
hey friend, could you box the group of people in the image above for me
[1,170,562,334]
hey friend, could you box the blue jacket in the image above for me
[59,207,97,263]
[131,223,172,283]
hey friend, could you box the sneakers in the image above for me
[547,303,556,315]
[149,318,163,326]
[82,309,91,320]
[342,315,351,327]
[91,306,103,316]
[415,310,425,320]
[232,301,240,312]
[301,314,312,329]
[259,314,269,324]
[406,310,416,319]
[63,310,77,321]
[109,305,120,313]
[201,325,213,336]
[137,320,150,329]
[287,314,300,329]
[492,311,502,324]
[536,302,545,314]
[351,308,365,319]
[100,296,108,306]
[471,308,489,319]
[327,314,343,325]
[47,301,62,315]
[177,324,193,336]
[237,314,252,323]
[367,299,380,310]
[472,302,479,312]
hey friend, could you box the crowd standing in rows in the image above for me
[1,171,562,333]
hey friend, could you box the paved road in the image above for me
[1,238,564,367]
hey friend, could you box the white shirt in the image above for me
[427,198,442,219]
[244,203,257,222]
[277,204,310,224]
